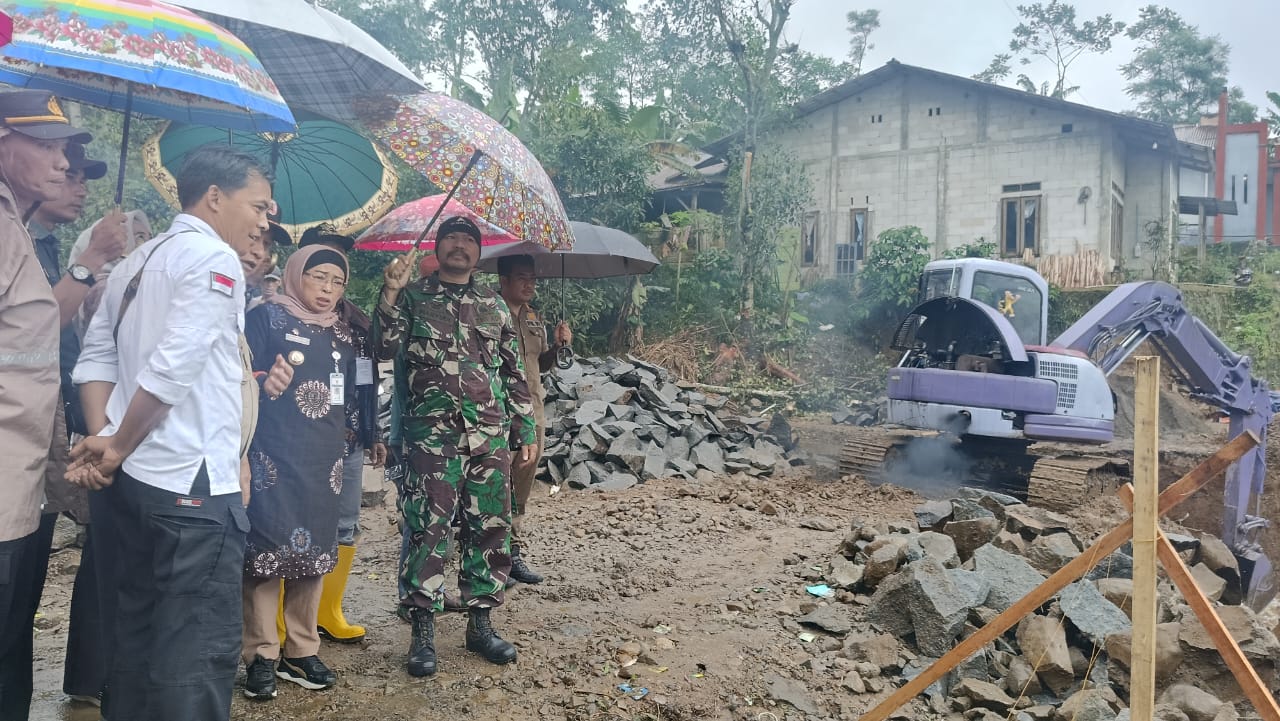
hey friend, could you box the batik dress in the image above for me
[244,302,356,579]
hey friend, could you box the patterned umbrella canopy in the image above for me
[355,193,518,252]
[357,92,572,250]
[142,110,397,238]
[172,0,423,122]
[0,12,11,45]
[0,0,293,131]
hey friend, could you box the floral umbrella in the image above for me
[355,193,518,252]
[356,92,572,251]
[0,0,294,201]
[142,110,398,238]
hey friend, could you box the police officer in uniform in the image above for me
[0,88,93,721]
[495,254,572,585]
[375,216,535,677]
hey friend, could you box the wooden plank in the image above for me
[857,431,1259,721]
[1119,484,1280,721]
[1130,357,1160,721]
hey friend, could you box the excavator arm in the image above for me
[1052,281,1273,607]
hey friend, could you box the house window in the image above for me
[836,208,869,277]
[1000,196,1040,257]
[1110,195,1124,263]
[851,208,869,260]
[801,212,818,267]
[836,244,857,277]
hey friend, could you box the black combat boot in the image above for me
[508,545,544,585]
[406,609,437,677]
[465,607,517,665]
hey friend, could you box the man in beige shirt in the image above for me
[496,254,572,585]
[0,89,94,721]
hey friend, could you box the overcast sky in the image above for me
[771,0,1276,115]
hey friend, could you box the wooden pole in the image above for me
[1131,357,1160,721]
[1119,485,1280,721]
[857,431,1259,721]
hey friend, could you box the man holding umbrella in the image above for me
[376,216,535,677]
[495,254,571,585]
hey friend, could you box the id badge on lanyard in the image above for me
[330,350,344,405]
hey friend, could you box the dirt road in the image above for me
[29,462,926,721]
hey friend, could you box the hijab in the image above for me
[68,209,152,274]
[268,244,348,328]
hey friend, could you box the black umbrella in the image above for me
[478,221,661,366]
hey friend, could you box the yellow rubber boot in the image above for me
[276,579,286,647]
[317,544,366,643]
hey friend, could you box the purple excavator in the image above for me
[839,257,1275,609]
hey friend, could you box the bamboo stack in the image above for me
[1027,248,1107,288]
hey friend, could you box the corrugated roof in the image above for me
[1174,124,1217,149]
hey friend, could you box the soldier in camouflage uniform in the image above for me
[374,216,535,677]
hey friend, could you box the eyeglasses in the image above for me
[302,271,347,289]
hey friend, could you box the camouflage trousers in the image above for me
[398,442,513,612]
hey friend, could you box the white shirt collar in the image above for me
[171,212,222,241]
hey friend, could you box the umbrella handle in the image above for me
[411,151,483,253]
[114,85,134,206]
[556,344,574,370]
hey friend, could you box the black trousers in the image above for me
[0,513,55,721]
[62,489,108,699]
[99,467,248,721]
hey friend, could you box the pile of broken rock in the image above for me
[781,488,1280,721]
[538,356,797,491]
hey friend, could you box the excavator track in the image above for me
[1025,455,1131,512]
[837,427,931,482]
[839,426,1131,509]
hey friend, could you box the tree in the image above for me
[845,9,880,76]
[1266,91,1280,140]
[973,53,1012,84]
[1121,5,1236,124]
[975,1,1121,98]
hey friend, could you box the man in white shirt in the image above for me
[68,144,275,721]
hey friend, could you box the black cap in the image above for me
[266,220,292,246]
[0,90,92,143]
[298,222,353,253]
[65,142,106,180]
[436,215,481,246]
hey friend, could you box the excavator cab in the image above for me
[917,258,1048,346]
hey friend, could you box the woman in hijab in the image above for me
[69,210,152,338]
[241,245,356,700]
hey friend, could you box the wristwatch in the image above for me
[68,264,96,286]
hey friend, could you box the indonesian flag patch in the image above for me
[210,271,236,296]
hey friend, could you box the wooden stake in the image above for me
[1131,357,1160,721]
[857,431,1259,721]
[1119,484,1280,721]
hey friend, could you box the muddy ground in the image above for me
[27,406,1269,721]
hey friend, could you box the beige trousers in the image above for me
[511,425,546,543]
[241,575,322,663]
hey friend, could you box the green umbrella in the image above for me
[142,110,397,239]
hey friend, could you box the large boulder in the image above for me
[1054,689,1115,721]
[866,557,987,656]
[1104,622,1184,681]
[951,678,1015,712]
[1059,580,1131,645]
[1025,533,1081,574]
[943,517,1001,560]
[971,543,1046,612]
[1158,684,1226,721]
[1015,615,1074,695]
